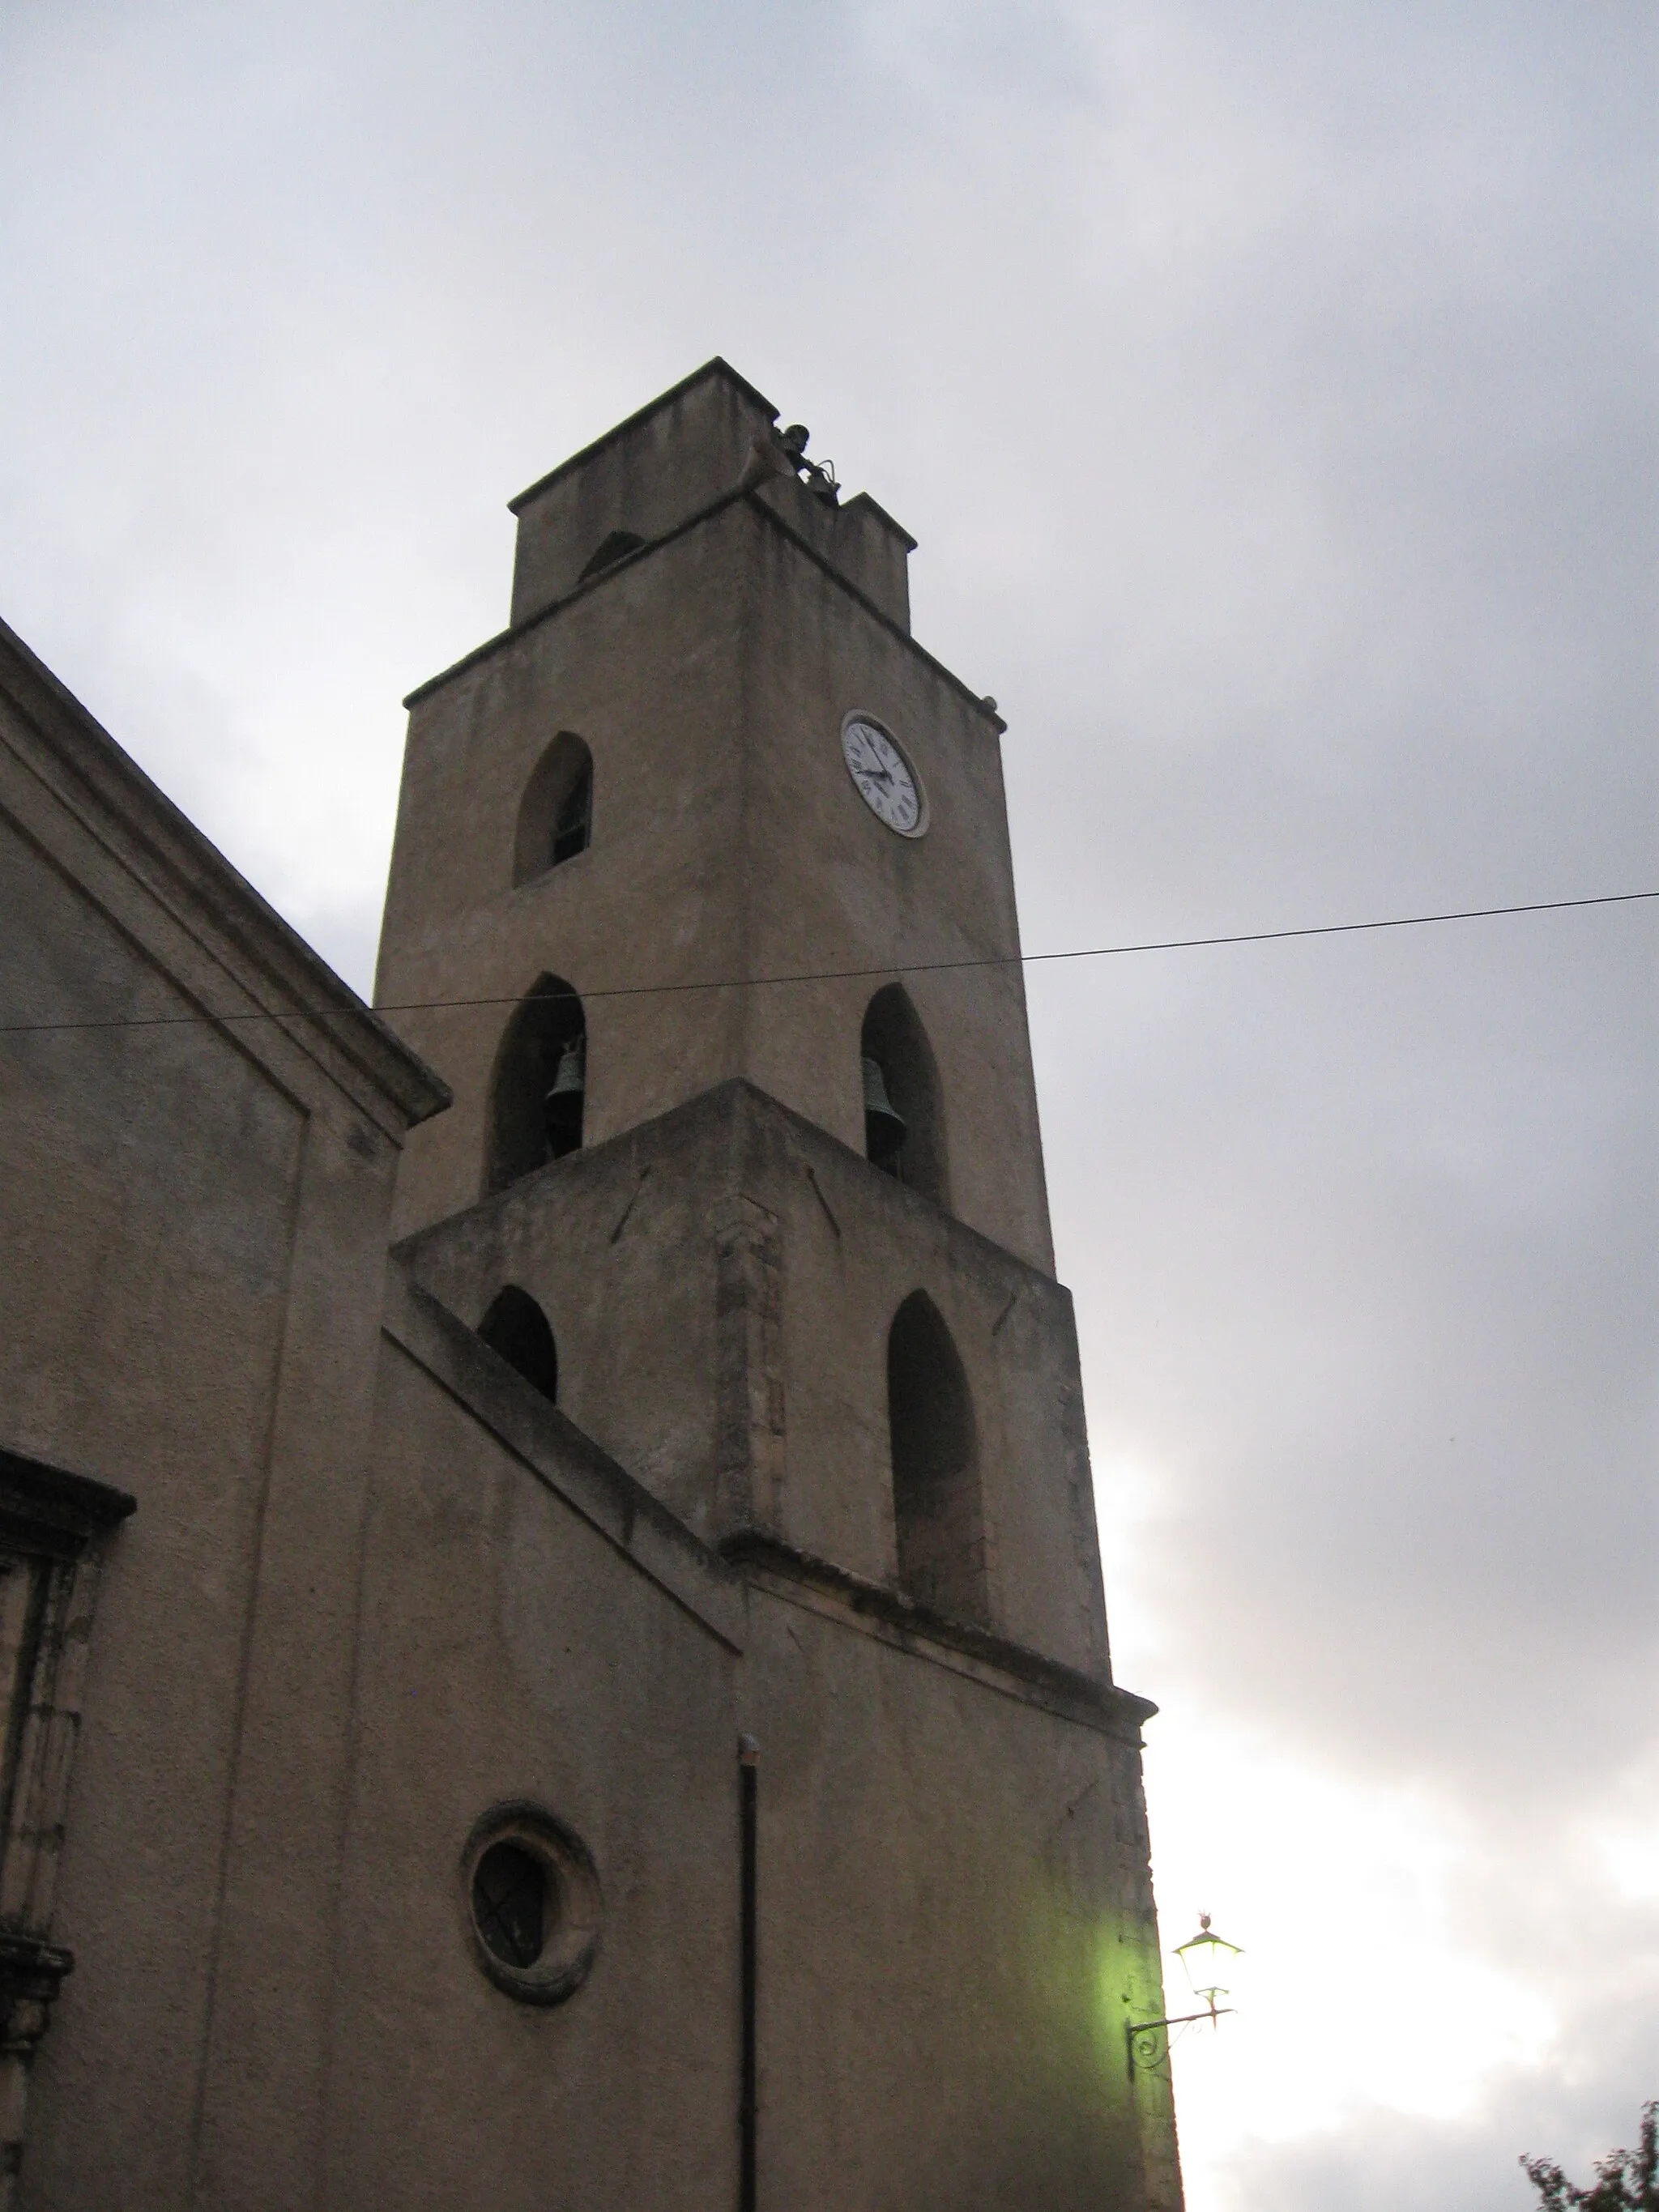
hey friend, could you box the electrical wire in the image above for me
[1,888,1653,1039]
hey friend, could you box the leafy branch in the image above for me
[1522,2103,1658,2212]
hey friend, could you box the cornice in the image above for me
[383,1269,745,1654]
[721,1529,1157,1746]
[403,488,1006,732]
[506,356,779,515]
[0,1445,137,1557]
[841,490,918,552]
[0,616,450,1133]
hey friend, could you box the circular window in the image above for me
[462,1804,601,2005]
[472,1842,547,1967]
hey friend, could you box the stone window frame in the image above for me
[460,1801,603,2008]
[0,1447,135,2193]
[513,732,595,888]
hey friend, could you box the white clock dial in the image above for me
[841,714,927,837]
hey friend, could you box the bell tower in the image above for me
[375,360,1182,2212]
[378,358,1052,1275]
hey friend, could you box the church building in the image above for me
[0,360,1183,2209]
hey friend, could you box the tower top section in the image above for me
[381,356,1047,1269]
[505,357,917,633]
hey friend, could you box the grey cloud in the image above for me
[2,2,1653,2202]
[1222,2001,1659,2212]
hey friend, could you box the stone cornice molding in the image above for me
[0,616,450,1136]
[506,356,780,514]
[402,487,1005,732]
[720,1529,1158,1747]
[0,1448,135,1554]
[382,1268,745,1654]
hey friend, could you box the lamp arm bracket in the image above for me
[1125,2007,1235,2037]
[1124,2006,1235,2081]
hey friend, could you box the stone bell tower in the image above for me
[374,360,1183,2211]
[378,359,1051,1275]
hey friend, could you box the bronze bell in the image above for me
[861,1055,906,1171]
[543,1035,586,1159]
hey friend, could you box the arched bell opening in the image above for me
[485,975,586,1193]
[477,1285,558,1405]
[886,1290,987,1626]
[514,733,594,888]
[860,984,949,1209]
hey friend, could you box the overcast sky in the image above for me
[3,4,1655,2205]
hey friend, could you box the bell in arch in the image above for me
[862,1055,906,1174]
[543,1034,586,1160]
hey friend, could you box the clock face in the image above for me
[841,714,927,837]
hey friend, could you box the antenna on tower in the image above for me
[779,422,840,505]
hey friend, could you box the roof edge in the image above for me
[842,490,919,552]
[721,1529,1156,1742]
[384,1270,744,1653]
[506,357,779,515]
[0,1444,138,1536]
[0,616,451,1132]
[403,489,1006,733]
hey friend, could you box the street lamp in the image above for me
[1175,1914,1242,2014]
[1126,1915,1242,2078]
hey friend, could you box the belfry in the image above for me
[0,360,1183,2209]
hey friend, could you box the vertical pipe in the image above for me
[738,1734,759,2212]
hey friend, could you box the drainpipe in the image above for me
[738,1735,759,2212]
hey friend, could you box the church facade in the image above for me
[0,360,1183,2210]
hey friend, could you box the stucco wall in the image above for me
[396,1080,1107,1684]
[378,508,754,1239]
[740,1583,1171,2212]
[1,812,305,2210]
[315,1272,1177,2212]
[737,505,1051,1274]
[1,351,1184,2212]
[507,359,778,624]
[380,494,1051,1275]
[505,358,913,633]
[322,1298,743,2210]
[0,625,443,2212]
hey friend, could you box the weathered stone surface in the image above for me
[0,364,1182,2210]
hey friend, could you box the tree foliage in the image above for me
[1521,2103,1658,2212]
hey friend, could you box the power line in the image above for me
[1,887,1653,1039]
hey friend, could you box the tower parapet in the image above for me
[506,356,915,632]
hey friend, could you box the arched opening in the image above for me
[860,985,949,1208]
[477,1285,558,1404]
[486,975,586,1191]
[886,1290,987,1625]
[578,529,645,582]
[514,734,594,887]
